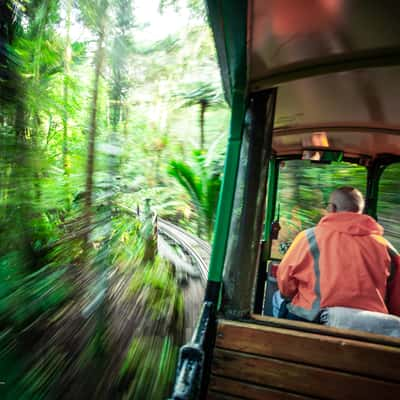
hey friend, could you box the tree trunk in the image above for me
[62,0,72,206]
[84,28,106,248]
[199,99,207,150]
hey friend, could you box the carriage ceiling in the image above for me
[272,66,400,158]
[248,0,400,158]
[206,0,400,158]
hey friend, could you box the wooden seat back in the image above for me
[207,318,400,400]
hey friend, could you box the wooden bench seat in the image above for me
[207,318,400,400]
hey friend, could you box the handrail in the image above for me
[169,301,215,400]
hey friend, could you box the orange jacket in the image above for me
[277,212,400,321]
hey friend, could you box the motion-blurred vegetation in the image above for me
[0,0,226,398]
[272,160,400,258]
[1,0,400,399]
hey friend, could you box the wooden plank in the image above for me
[251,314,400,347]
[216,320,400,382]
[209,376,318,400]
[207,391,244,400]
[212,349,400,400]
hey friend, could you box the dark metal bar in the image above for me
[169,301,215,400]
[254,158,279,314]
[204,280,221,304]
[251,48,400,91]
[221,88,277,319]
[365,155,400,219]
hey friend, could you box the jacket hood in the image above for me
[318,212,384,236]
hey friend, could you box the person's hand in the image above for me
[279,241,291,254]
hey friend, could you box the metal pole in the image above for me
[205,90,246,303]
[254,157,279,314]
[220,88,277,319]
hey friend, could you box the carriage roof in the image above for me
[206,0,400,158]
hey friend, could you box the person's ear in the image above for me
[327,202,337,213]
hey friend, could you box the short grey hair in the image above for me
[330,187,365,213]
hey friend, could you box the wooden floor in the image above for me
[207,317,400,400]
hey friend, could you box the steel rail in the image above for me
[157,218,210,282]
[114,203,210,282]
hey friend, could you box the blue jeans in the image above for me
[273,291,315,323]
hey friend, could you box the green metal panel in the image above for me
[207,91,246,283]
[205,1,248,284]
[205,0,248,105]
[263,158,278,243]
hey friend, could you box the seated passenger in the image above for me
[276,187,400,336]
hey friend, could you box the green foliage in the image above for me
[0,263,71,325]
[77,0,109,33]
[178,81,224,108]
[159,0,205,19]
[17,349,66,400]
[127,257,184,325]
[0,0,225,397]
[168,149,223,239]
[272,160,368,257]
[120,335,179,400]
[176,81,225,149]
[377,163,400,249]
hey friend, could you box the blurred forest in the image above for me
[0,0,227,398]
[273,160,400,258]
[271,160,400,259]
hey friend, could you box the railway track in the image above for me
[116,203,211,340]
[157,217,210,282]
[116,203,210,279]
[157,218,211,341]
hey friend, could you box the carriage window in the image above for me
[377,163,400,251]
[271,160,367,259]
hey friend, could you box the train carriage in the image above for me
[170,1,400,399]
